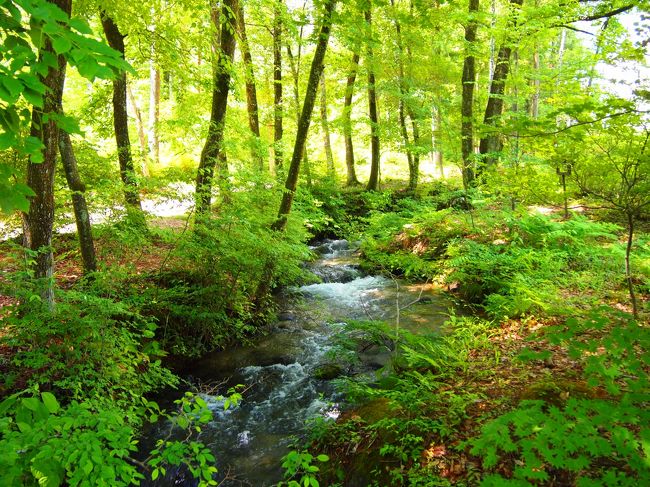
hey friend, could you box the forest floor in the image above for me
[0,197,648,485]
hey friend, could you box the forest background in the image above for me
[0,0,649,485]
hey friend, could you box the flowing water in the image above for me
[145,240,456,486]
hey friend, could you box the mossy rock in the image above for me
[313,363,344,380]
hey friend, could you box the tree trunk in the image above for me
[391,0,419,192]
[461,0,479,187]
[126,82,149,175]
[101,13,145,217]
[478,0,524,170]
[320,74,335,178]
[148,58,160,165]
[273,0,284,172]
[58,131,97,273]
[272,0,337,232]
[365,6,380,192]
[287,42,312,187]
[26,0,72,307]
[343,51,360,186]
[195,0,237,217]
[237,2,264,171]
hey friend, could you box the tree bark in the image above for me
[101,13,145,217]
[272,0,337,232]
[365,6,380,192]
[320,73,335,178]
[343,51,360,186]
[58,131,97,273]
[273,0,284,172]
[195,0,238,217]
[237,1,264,171]
[478,0,524,170]
[287,42,312,187]
[26,0,72,307]
[461,0,479,187]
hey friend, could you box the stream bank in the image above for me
[145,239,457,486]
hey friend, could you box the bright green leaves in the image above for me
[0,0,133,214]
[0,163,35,214]
[278,450,329,487]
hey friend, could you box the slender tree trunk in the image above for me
[101,13,145,217]
[194,0,237,217]
[272,0,337,232]
[287,42,312,187]
[126,82,149,175]
[365,6,380,192]
[407,107,420,191]
[26,0,72,307]
[237,2,264,171]
[343,51,360,186]
[461,0,479,187]
[148,59,160,165]
[391,0,419,192]
[478,0,524,170]
[529,47,540,118]
[58,131,97,273]
[320,74,335,178]
[273,0,284,172]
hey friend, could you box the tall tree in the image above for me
[460,0,480,187]
[236,1,264,171]
[100,13,145,218]
[58,131,97,273]
[26,0,72,307]
[478,0,524,169]
[272,0,338,231]
[391,0,419,191]
[342,50,361,186]
[195,0,238,216]
[273,0,284,172]
[365,5,380,192]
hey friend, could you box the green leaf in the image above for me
[52,35,72,54]
[23,396,41,411]
[41,392,60,413]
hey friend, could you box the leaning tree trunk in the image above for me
[461,0,479,188]
[287,40,313,187]
[273,0,284,172]
[365,6,380,192]
[58,130,97,273]
[237,1,264,171]
[625,211,638,318]
[195,0,237,217]
[478,0,524,171]
[101,13,145,218]
[26,0,72,308]
[320,74,335,178]
[343,51,360,186]
[272,0,337,232]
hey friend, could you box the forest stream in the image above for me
[144,240,458,486]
